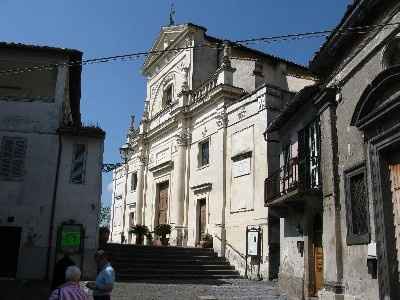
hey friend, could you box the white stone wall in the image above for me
[110,23,314,280]
[0,49,104,280]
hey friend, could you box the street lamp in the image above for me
[119,143,130,163]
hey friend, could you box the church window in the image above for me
[131,172,138,191]
[199,139,210,167]
[162,84,173,107]
[70,144,87,184]
[0,136,27,181]
[345,163,370,245]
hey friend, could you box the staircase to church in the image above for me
[106,244,240,281]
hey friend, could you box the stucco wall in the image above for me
[49,135,104,280]
[317,9,400,300]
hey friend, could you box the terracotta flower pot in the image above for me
[160,237,169,246]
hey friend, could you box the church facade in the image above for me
[109,23,314,278]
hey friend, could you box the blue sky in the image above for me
[0,0,349,207]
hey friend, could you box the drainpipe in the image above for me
[45,134,63,280]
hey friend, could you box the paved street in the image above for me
[0,278,281,300]
[108,279,280,300]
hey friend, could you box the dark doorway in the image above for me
[0,226,21,277]
[312,214,323,296]
[268,214,280,280]
[157,181,169,225]
[198,198,206,242]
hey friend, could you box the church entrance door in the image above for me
[198,198,206,242]
[157,181,169,225]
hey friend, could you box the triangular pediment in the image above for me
[142,23,205,74]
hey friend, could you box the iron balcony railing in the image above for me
[265,156,320,204]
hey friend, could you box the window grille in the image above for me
[0,137,27,181]
[345,164,370,245]
[70,144,87,184]
[199,139,209,167]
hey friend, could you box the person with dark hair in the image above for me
[86,250,115,300]
[51,250,76,290]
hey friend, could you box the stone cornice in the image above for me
[148,161,174,174]
[190,182,212,194]
[143,28,194,77]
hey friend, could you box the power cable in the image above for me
[0,21,399,77]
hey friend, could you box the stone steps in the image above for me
[105,244,240,281]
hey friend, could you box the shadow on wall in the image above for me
[283,213,303,238]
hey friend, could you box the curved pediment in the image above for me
[351,65,400,129]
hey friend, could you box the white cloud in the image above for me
[106,182,113,193]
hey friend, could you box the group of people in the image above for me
[49,249,115,300]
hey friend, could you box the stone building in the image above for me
[0,43,105,280]
[265,1,400,299]
[265,84,323,299]
[109,23,315,278]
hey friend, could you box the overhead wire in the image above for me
[0,21,399,77]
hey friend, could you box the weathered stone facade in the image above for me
[265,1,400,299]
[0,43,105,280]
[109,23,314,279]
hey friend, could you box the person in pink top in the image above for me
[49,266,88,300]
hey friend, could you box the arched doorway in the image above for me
[351,66,400,299]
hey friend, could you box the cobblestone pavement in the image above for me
[0,278,281,300]
[109,279,281,300]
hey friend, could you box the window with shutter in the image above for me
[0,137,27,181]
[297,119,321,190]
[70,144,87,184]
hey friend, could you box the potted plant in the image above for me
[145,232,153,246]
[199,233,213,248]
[154,224,172,246]
[129,224,149,245]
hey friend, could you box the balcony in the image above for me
[265,156,321,207]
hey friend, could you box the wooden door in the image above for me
[198,199,206,241]
[313,216,324,296]
[157,182,169,225]
[0,226,21,277]
[389,159,400,275]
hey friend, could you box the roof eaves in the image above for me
[0,41,82,56]
[266,85,320,133]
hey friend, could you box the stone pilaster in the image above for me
[216,107,228,257]
[316,90,344,299]
[135,154,145,225]
[171,130,190,246]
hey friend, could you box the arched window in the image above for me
[351,66,400,130]
[162,83,173,107]
[382,37,400,69]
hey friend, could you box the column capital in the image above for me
[176,129,191,146]
[215,110,228,128]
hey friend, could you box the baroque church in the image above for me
[109,23,315,278]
